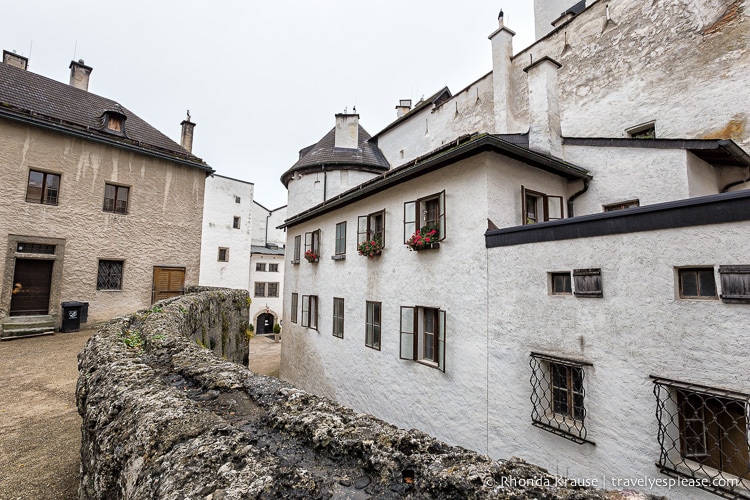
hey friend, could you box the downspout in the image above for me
[566,178,590,217]
[323,165,328,202]
[264,211,271,245]
[721,166,750,193]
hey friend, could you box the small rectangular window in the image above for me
[254,282,266,297]
[97,260,123,290]
[365,301,382,350]
[235,195,241,203]
[16,243,56,255]
[103,183,129,214]
[678,268,716,299]
[26,170,60,205]
[267,282,279,297]
[333,297,344,338]
[551,272,572,295]
[530,353,592,444]
[301,295,318,329]
[269,263,279,272]
[404,191,446,247]
[358,210,385,250]
[290,293,298,323]
[573,268,602,298]
[256,263,266,272]
[399,305,446,372]
[218,247,229,262]
[304,230,321,262]
[233,216,241,229]
[718,265,750,304]
[626,121,656,139]
[293,235,301,264]
[335,222,347,255]
[603,200,639,212]
[522,186,563,225]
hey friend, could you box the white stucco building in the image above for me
[249,201,287,335]
[279,1,750,498]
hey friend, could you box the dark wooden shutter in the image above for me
[573,268,602,298]
[9,259,54,316]
[719,265,750,304]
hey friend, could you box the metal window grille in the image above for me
[97,260,123,290]
[17,243,56,254]
[530,353,593,444]
[652,377,750,498]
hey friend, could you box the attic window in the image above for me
[626,121,655,139]
[102,110,127,135]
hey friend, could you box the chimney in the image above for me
[334,113,359,149]
[3,50,28,70]
[524,56,563,158]
[396,99,412,118]
[180,111,196,153]
[488,11,516,133]
[69,59,93,91]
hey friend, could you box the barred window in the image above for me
[652,377,749,497]
[530,353,593,444]
[97,260,123,290]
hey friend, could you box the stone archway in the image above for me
[256,312,276,335]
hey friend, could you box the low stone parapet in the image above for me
[77,289,659,499]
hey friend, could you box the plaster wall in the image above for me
[376,75,495,168]
[266,207,287,246]
[281,154,495,453]
[199,175,253,291]
[534,0,588,39]
[251,202,269,247]
[286,169,381,219]
[251,203,287,247]
[0,120,205,327]
[686,152,720,197]
[249,253,284,332]
[485,221,750,499]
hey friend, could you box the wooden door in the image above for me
[10,259,54,316]
[151,267,185,303]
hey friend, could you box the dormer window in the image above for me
[101,109,127,135]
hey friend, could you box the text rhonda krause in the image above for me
[495,475,739,490]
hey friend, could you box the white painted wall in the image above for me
[249,252,284,334]
[199,175,253,291]
[286,169,381,218]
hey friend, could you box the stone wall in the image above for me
[77,289,655,499]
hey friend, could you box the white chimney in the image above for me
[524,56,563,158]
[3,50,28,70]
[396,99,412,118]
[69,59,93,91]
[180,111,196,153]
[488,11,516,133]
[334,113,359,149]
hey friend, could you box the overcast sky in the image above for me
[4,1,535,209]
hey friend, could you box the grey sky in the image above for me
[4,1,535,209]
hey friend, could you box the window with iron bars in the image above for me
[652,377,750,498]
[530,353,593,444]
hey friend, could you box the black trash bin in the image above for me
[61,301,85,332]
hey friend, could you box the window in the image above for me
[335,222,347,256]
[293,235,301,264]
[404,191,446,244]
[218,248,229,262]
[718,265,750,304]
[256,263,267,272]
[269,263,279,272]
[103,110,126,134]
[267,282,279,297]
[16,243,55,254]
[522,186,563,225]
[627,121,656,139]
[603,200,639,212]
[550,272,572,295]
[97,260,123,290]
[254,282,266,297]
[530,353,592,444]
[26,170,60,205]
[304,230,321,262]
[333,298,344,338]
[679,267,716,299]
[235,195,241,203]
[290,293,298,323]
[652,378,749,496]
[400,306,446,371]
[103,184,129,214]
[358,210,385,249]
[301,295,318,329]
[233,216,241,229]
[365,301,382,350]
[573,268,602,298]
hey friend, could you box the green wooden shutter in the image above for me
[400,306,415,360]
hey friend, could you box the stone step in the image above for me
[1,315,55,339]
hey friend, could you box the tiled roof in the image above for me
[0,62,210,170]
[251,245,286,256]
[280,124,389,187]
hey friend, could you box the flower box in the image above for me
[414,242,440,251]
[304,250,319,263]
[406,226,440,251]
[358,238,384,259]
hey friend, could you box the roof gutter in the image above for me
[0,107,213,173]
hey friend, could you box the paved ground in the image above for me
[0,328,280,499]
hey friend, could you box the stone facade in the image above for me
[279,1,750,498]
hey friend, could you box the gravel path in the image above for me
[0,328,280,499]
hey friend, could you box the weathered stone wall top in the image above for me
[77,290,657,499]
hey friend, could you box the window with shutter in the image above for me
[399,305,446,372]
[403,191,445,250]
[521,186,564,225]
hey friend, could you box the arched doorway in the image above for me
[256,313,275,335]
